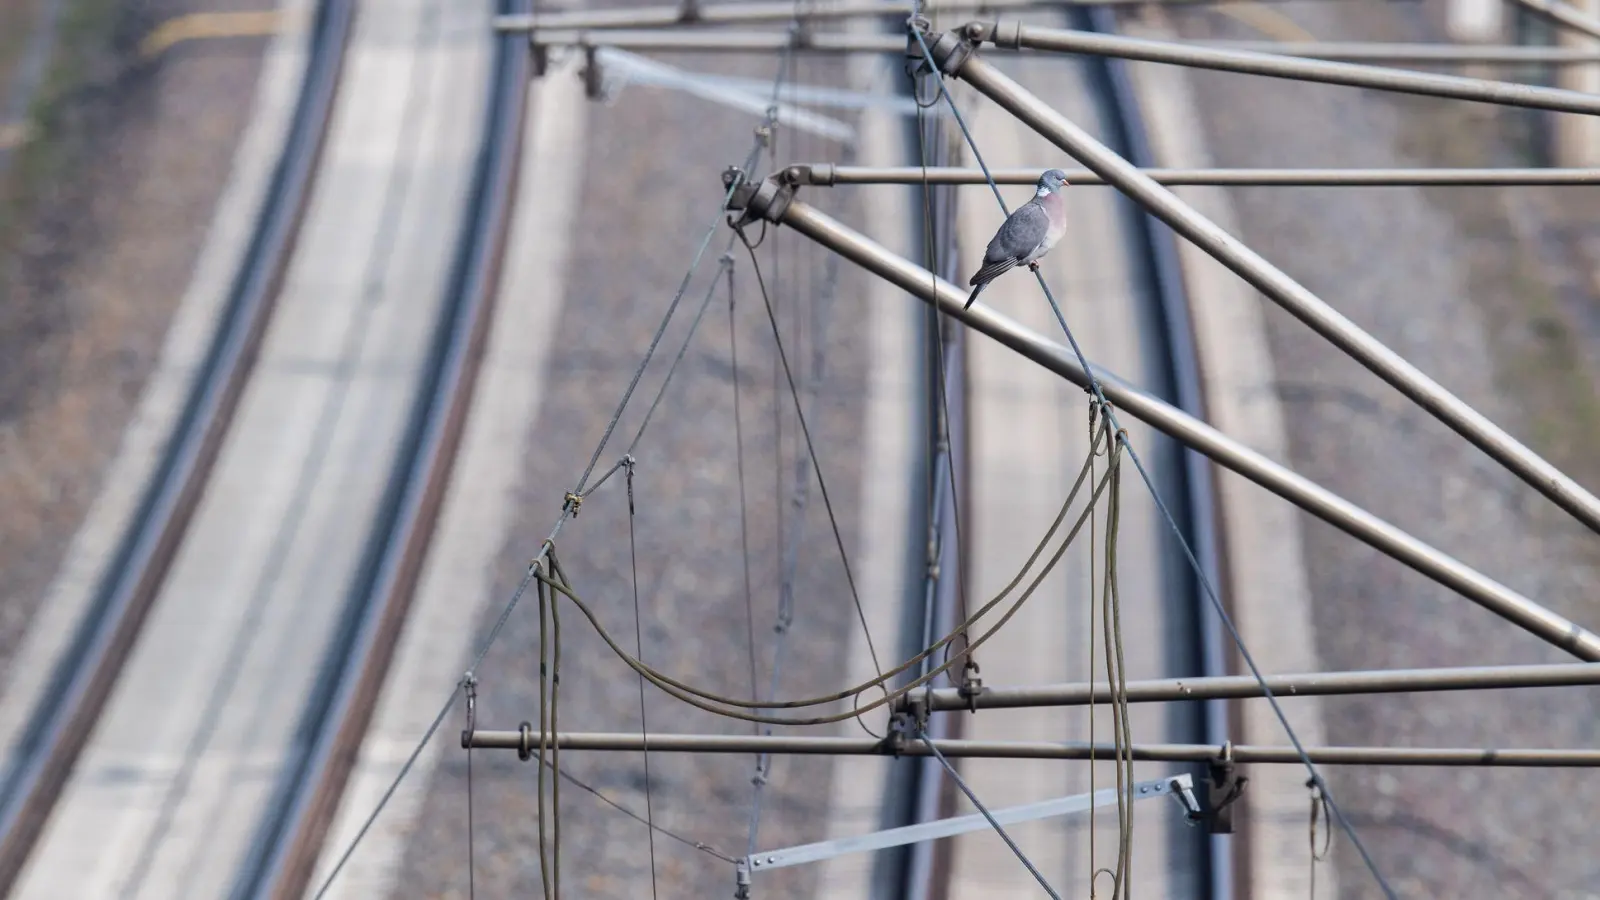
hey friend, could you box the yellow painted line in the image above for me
[137,10,297,60]
[1211,2,1319,43]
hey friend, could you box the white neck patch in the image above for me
[1035,184,1051,197]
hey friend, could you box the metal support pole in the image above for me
[929,27,1600,540]
[904,662,1600,711]
[722,181,1600,661]
[517,29,1600,65]
[494,0,1262,33]
[789,164,1600,186]
[745,776,1195,872]
[966,22,1600,115]
[470,730,1600,766]
[525,29,902,53]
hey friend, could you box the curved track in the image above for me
[882,7,1232,898]
[233,0,532,895]
[0,0,355,890]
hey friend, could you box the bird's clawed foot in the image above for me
[1027,261,1041,272]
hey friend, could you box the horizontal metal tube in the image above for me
[795,164,1600,186]
[1202,40,1600,64]
[943,40,1600,541]
[915,662,1600,710]
[746,192,1600,660]
[494,0,1240,32]
[519,28,1600,67]
[468,730,1600,766]
[974,23,1600,115]
[526,29,901,53]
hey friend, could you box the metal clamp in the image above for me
[957,661,985,713]
[581,43,604,100]
[723,169,796,231]
[459,672,478,749]
[884,694,928,756]
[1202,742,1248,834]
[517,720,535,762]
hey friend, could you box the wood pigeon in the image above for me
[964,168,1071,310]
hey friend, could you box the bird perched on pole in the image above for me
[964,168,1071,310]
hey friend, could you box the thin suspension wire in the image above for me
[909,24,1398,900]
[466,715,476,899]
[1087,405,1098,894]
[625,465,661,900]
[738,232,887,685]
[744,20,803,863]
[526,443,1116,728]
[921,732,1064,900]
[310,37,806,898]
[727,261,763,717]
[541,756,739,863]
[627,255,737,456]
[915,80,975,678]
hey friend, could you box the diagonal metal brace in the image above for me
[742,774,1195,873]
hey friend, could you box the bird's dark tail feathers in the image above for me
[964,281,986,310]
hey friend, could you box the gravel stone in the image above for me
[1154,0,1600,895]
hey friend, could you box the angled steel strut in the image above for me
[721,170,1600,661]
[922,21,1600,540]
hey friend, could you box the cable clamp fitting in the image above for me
[1202,741,1248,834]
[460,672,478,749]
[957,662,985,713]
[517,720,535,762]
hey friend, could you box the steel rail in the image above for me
[467,731,1600,767]
[967,22,1600,115]
[231,2,532,897]
[790,164,1600,186]
[929,25,1600,541]
[722,185,1600,661]
[0,0,356,891]
[908,662,1600,710]
[896,100,966,900]
[1077,5,1229,896]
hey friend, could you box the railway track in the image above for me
[231,0,532,896]
[0,0,355,890]
[881,6,1232,898]
[0,1,530,896]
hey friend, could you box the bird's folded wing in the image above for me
[970,256,1018,285]
[987,202,1050,260]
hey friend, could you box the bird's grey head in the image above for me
[1035,168,1070,196]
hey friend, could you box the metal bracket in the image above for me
[516,720,535,762]
[979,19,1023,50]
[743,774,1193,874]
[459,672,478,749]
[914,26,975,77]
[1203,744,1248,834]
[884,694,927,756]
[957,670,984,712]
[722,168,796,231]
[529,34,549,78]
[733,858,751,899]
[581,44,604,100]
